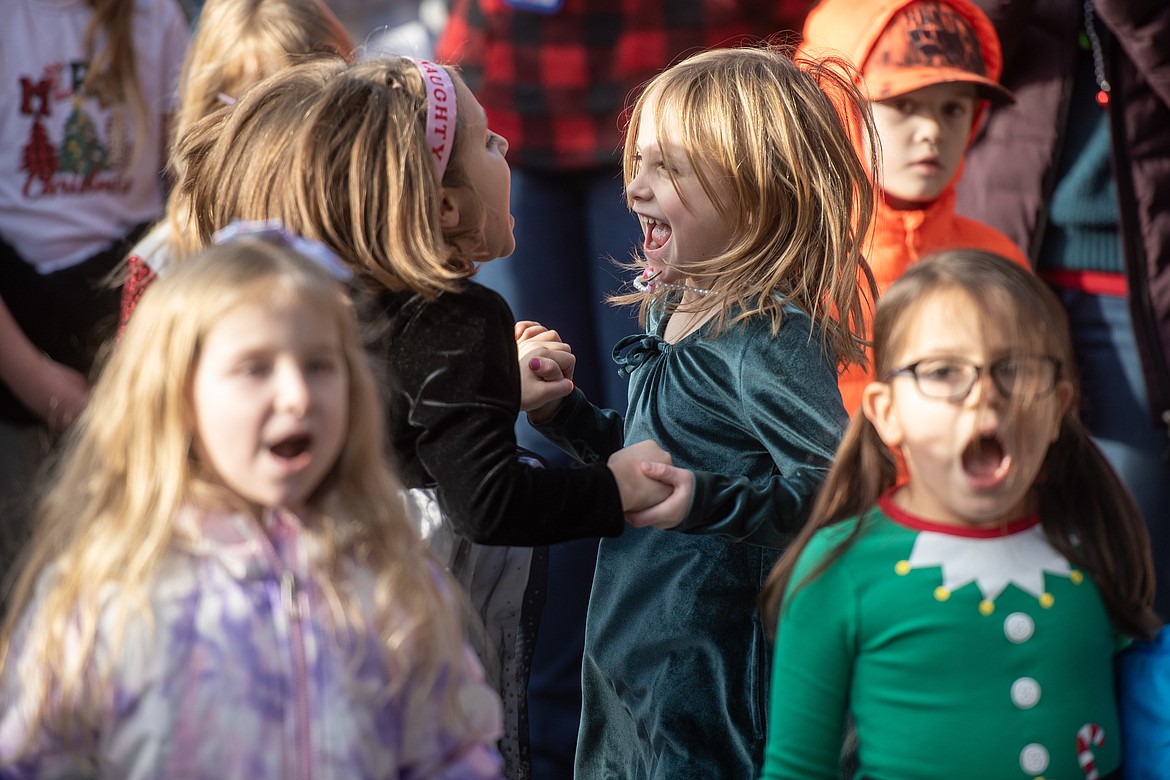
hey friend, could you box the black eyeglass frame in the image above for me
[884,355,1063,402]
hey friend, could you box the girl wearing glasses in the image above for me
[759,249,1160,779]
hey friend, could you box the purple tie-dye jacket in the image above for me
[0,509,504,779]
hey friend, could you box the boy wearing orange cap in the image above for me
[800,0,1029,415]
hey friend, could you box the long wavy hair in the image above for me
[613,45,878,370]
[0,239,473,753]
[111,1,352,291]
[760,249,1160,640]
[172,56,481,299]
[80,0,154,166]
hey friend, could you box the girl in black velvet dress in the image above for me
[166,54,674,778]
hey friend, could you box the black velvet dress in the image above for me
[374,280,624,545]
[370,280,628,777]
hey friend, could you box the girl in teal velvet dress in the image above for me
[759,250,1160,779]
[522,46,878,779]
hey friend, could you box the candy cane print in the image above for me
[1076,723,1105,780]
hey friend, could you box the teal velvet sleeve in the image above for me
[676,313,847,546]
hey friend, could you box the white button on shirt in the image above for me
[1004,612,1035,643]
[1011,677,1041,709]
[1020,743,1049,774]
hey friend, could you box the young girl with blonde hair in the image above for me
[0,232,504,777]
[163,54,672,777]
[760,249,1159,779]
[519,45,876,778]
[118,0,353,326]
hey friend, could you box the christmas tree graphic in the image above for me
[58,98,108,179]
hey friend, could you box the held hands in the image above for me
[607,439,694,531]
[516,320,575,422]
[623,461,694,530]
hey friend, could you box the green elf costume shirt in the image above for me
[764,492,1123,780]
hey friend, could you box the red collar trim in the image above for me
[877,490,1040,538]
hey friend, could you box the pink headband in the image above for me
[408,58,456,182]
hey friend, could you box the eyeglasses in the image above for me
[885,355,1061,402]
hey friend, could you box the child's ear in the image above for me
[862,380,904,449]
[439,187,462,231]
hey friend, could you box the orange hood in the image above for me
[798,0,1008,174]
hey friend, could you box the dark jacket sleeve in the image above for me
[384,285,623,546]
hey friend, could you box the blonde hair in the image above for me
[171,0,353,151]
[173,56,480,299]
[615,46,877,369]
[0,238,471,750]
[81,0,154,166]
[169,57,344,258]
[127,0,353,284]
[761,249,1160,640]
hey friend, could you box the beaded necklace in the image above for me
[659,281,715,296]
[1081,0,1111,107]
[633,269,717,296]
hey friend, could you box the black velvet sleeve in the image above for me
[379,282,624,546]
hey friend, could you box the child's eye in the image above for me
[237,360,271,378]
[306,356,340,375]
[944,102,971,119]
[918,361,965,382]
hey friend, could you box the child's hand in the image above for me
[516,320,576,422]
[520,350,576,420]
[516,320,574,374]
[623,461,694,531]
[607,439,674,515]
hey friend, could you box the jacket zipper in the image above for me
[259,521,312,780]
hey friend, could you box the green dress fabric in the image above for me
[538,298,847,779]
[763,494,1123,780]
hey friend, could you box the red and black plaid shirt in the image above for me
[436,0,816,171]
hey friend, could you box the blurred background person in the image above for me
[0,0,188,589]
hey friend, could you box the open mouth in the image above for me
[640,216,672,251]
[270,434,311,461]
[961,433,1011,488]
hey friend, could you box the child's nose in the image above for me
[275,365,311,415]
[627,168,651,201]
[915,114,942,142]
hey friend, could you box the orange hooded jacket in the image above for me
[799,0,1029,416]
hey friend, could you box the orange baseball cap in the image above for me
[863,1,1015,104]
